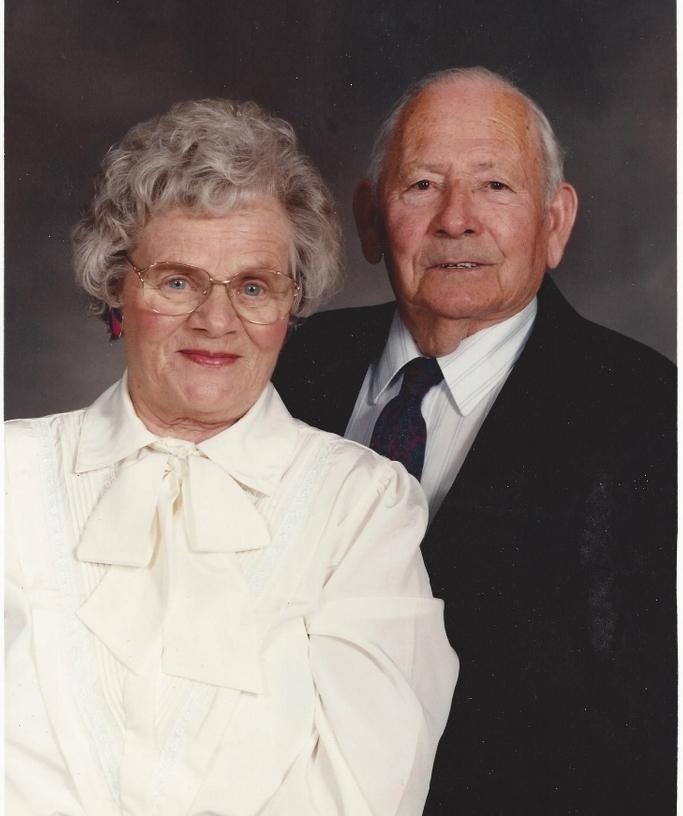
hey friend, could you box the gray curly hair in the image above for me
[72,98,343,321]
[368,67,566,211]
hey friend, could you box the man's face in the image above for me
[371,79,573,349]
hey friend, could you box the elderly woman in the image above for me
[5,99,458,816]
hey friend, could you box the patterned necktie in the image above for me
[370,356,444,480]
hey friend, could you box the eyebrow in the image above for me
[407,159,501,174]
[401,162,449,177]
[471,160,496,171]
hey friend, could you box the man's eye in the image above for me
[488,181,508,191]
[413,179,431,191]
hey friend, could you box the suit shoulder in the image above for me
[568,315,676,392]
[288,302,395,346]
[273,302,395,424]
[535,280,675,396]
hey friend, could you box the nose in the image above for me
[431,183,481,238]
[187,281,241,335]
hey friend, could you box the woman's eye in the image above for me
[488,181,508,191]
[164,277,190,291]
[242,281,267,298]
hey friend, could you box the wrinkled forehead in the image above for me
[384,79,543,179]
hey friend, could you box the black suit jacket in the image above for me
[273,276,677,815]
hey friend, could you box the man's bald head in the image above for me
[368,67,565,211]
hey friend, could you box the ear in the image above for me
[546,183,578,269]
[352,179,383,265]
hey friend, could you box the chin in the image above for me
[415,274,482,304]
[418,290,495,320]
[185,390,244,418]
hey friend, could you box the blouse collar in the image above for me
[75,372,298,497]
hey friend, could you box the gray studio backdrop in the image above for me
[5,0,676,419]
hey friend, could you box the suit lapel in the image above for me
[425,275,581,548]
[275,302,396,435]
[321,308,392,435]
[420,276,595,639]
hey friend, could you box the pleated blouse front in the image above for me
[5,377,458,816]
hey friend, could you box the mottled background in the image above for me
[5,0,676,419]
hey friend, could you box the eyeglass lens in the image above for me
[140,263,296,324]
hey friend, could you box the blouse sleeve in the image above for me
[5,420,91,816]
[261,449,459,816]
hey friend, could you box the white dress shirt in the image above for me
[5,375,458,816]
[345,300,537,517]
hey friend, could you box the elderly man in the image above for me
[273,68,676,814]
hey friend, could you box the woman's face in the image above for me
[120,201,292,441]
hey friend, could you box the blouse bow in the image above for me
[76,438,270,691]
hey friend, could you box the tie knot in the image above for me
[399,356,443,399]
[149,438,200,460]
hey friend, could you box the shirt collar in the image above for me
[371,299,537,416]
[371,314,423,402]
[76,373,298,497]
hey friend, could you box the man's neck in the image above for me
[399,308,510,357]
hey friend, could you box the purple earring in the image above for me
[109,307,124,340]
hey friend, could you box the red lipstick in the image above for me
[180,349,240,367]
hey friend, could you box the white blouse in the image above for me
[5,377,458,816]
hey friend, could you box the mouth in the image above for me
[435,262,481,269]
[180,349,240,367]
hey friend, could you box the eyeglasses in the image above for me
[126,257,300,325]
